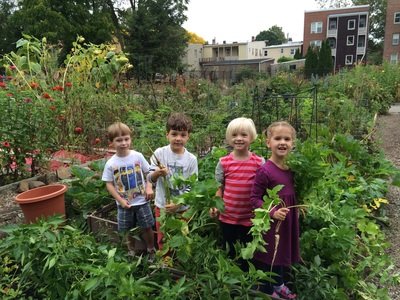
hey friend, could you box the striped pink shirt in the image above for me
[216,152,264,226]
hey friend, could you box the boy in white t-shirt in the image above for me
[148,113,198,250]
[102,122,155,257]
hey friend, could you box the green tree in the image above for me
[294,48,303,59]
[0,0,115,59]
[318,40,333,75]
[125,0,189,80]
[255,25,287,45]
[304,46,319,78]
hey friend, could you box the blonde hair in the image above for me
[107,122,132,142]
[265,121,296,140]
[226,117,257,144]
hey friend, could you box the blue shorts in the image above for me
[117,202,155,231]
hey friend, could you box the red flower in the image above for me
[24,98,33,103]
[1,141,10,148]
[65,82,72,87]
[30,82,39,89]
[42,92,51,98]
[6,93,13,97]
[94,138,101,144]
[9,65,16,70]
[49,105,56,111]
[57,115,65,121]
[74,127,83,134]
[0,82,6,88]
[52,85,64,91]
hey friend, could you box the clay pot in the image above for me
[15,184,68,223]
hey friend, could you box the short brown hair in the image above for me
[264,121,296,140]
[166,113,193,133]
[107,122,132,142]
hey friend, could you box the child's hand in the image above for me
[165,203,180,213]
[145,184,154,200]
[119,199,131,209]
[272,207,289,221]
[157,166,169,177]
[209,207,219,218]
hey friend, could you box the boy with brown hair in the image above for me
[102,122,155,257]
[148,113,198,249]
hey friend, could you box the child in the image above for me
[250,121,299,299]
[102,122,155,258]
[210,117,264,270]
[148,113,198,250]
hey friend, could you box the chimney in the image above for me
[251,36,255,42]
[223,40,226,44]
[212,38,216,44]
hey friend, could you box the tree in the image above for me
[255,25,287,45]
[294,48,302,59]
[317,40,333,75]
[125,0,189,79]
[304,46,319,78]
[0,0,115,59]
[187,31,206,44]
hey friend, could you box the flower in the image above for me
[0,82,6,88]
[1,141,10,148]
[65,82,72,87]
[74,127,83,134]
[30,82,39,89]
[24,98,33,103]
[9,65,16,70]
[42,92,51,99]
[52,85,64,91]
[6,93,13,97]
[94,137,101,144]
[49,105,57,111]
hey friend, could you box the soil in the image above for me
[0,110,399,296]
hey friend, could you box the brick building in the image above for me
[383,0,400,63]
[303,5,369,71]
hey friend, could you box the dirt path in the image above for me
[375,105,400,299]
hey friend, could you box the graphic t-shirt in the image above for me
[102,150,150,206]
[149,145,198,209]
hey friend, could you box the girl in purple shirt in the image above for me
[250,121,299,299]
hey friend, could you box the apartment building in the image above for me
[383,0,400,63]
[263,41,302,62]
[303,5,369,70]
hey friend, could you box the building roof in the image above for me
[201,58,274,66]
[305,5,369,13]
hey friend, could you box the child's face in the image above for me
[229,130,251,152]
[267,126,294,160]
[166,129,189,154]
[112,134,131,156]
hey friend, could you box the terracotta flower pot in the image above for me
[15,184,68,223]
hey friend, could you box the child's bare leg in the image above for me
[126,234,136,252]
[141,227,155,252]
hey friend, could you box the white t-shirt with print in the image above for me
[102,150,150,206]
[149,145,198,209]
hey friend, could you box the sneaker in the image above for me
[270,291,280,299]
[274,284,296,299]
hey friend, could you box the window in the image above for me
[345,55,353,65]
[310,40,322,48]
[393,33,400,46]
[329,19,337,30]
[357,36,365,47]
[311,22,323,33]
[348,19,356,30]
[328,38,336,48]
[347,35,355,46]
[359,15,367,28]
[280,48,284,53]
[390,53,398,64]
[264,50,268,56]
[395,12,400,24]
[290,49,295,55]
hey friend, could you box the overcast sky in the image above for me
[183,0,321,44]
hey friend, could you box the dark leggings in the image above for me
[220,222,252,271]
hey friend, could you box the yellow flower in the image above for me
[347,175,355,182]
